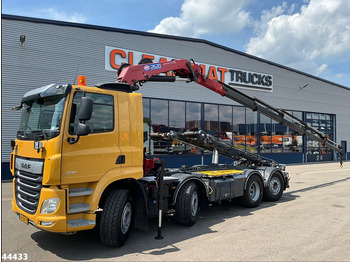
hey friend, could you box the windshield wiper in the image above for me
[28,130,49,140]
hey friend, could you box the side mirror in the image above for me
[67,96,93,144]
[78,97,93,121]
[76,123,90,136]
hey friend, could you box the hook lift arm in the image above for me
[117,59,343,166]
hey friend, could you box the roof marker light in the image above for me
[77,75,86,86]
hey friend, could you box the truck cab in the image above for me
[11,81,144,234]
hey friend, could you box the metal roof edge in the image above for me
[2,14,349,91]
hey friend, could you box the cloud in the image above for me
[245,0,350,76]
[40,8,87,23]
[336,73,345,79]
[6,7,88,24]
[148,0,252,37]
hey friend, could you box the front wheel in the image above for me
[175,181,199,226]
[264,172,284,201]
[240,175,263,208]
[100,189,133,247]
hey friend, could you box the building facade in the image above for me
[2,15,349,179]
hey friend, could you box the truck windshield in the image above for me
[17,95,66,140]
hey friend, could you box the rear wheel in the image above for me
[175,181,199,226]
[264,172,284,201]
[100,189,133,247]
[240,175,263,207]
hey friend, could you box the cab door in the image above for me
[61,90,121,184]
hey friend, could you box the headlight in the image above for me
[40,198,60,214]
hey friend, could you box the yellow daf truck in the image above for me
[10,58,342,247]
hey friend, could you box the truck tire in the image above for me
[240,175,263,208]
[264,172,284,202]
[175,181,199,226]
[100,189,133,247]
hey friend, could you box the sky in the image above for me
[2,0,350,88]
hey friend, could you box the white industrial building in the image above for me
[2,14,349,179]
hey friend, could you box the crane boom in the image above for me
[117,59,343,164]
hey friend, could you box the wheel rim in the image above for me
[121,202,132,234]
[249,181,260,202]
[270,177,281,195]
[191,191,199,217]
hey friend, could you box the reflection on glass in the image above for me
[232,107,245,150]
[186,102,201,131]
[204,104,218,154]
[151,99,168,154]
[70,92,113,134]
[169,101,187,154]
[260,114,272,153]
[306,112,334,156]
[18,95,66,140]
[219,105,232,145]
[143,97,335,160]
[143,99,153,154]
[245,110,257,153]
[271,120,285,153]
[169,101,185,131]
[204,104,219,137]
[186,102,201,154]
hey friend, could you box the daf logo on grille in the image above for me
[16,158,43,174]
[21,163,32,169]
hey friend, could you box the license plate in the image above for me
[19,214,29,224]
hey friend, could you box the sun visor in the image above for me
[21,84,72,103]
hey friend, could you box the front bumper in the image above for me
[12,185,95,233]
[12,185,68,232]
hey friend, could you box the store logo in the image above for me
[229,70,273,89]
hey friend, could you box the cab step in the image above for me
[69,188,93,197]
[69,203,90,214]
[67,219,95,228]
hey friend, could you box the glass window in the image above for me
[18,95,66,140]
[290,111,303,153]
[305,112,334,160]
[143,98,150,122]
[69,92,114,134]
[204,104,218,155]
[204,104,219,138]
[169,101,185,132]
[186,102,201,154]
[151,99,168,154]
[169,101,187,154]
[232,106,245,149]
[186,102,201,131]
[260,114,272,153]
[245,110,257,153]
[143,99,153,154]
[267,111,303,153]
[271,120,286,153]
[219,105,232,145]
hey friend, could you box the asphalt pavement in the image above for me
[1,162,350,261]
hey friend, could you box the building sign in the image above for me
[105,46,273,91]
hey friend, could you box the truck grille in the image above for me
[14,158,44,214]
